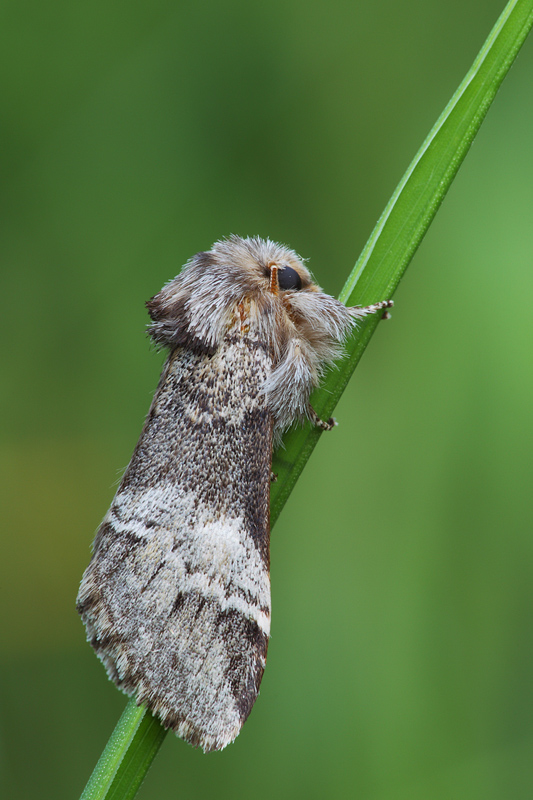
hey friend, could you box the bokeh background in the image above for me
[1,1,533,798]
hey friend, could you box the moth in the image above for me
[77,235,392,752]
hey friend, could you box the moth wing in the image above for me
[77,330,273,752]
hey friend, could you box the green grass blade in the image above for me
[80,0,533,796]
[270,0,533,524]
[104,705,168,800]
[80,700,167,800]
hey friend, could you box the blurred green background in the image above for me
[1,1,533,798]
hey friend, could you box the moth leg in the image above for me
[271,471,278,483]
[308,405,337,432]
[350,299,394,322]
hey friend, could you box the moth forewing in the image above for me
[78,309,272,752]
[77,235,392,751]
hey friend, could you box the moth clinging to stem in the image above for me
[77,235,393,752]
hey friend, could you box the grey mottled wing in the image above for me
[77,321,273,752]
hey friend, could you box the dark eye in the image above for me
[277,266,302,291]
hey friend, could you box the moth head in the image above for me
[206,236,314,298]
[146,235,354,360]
